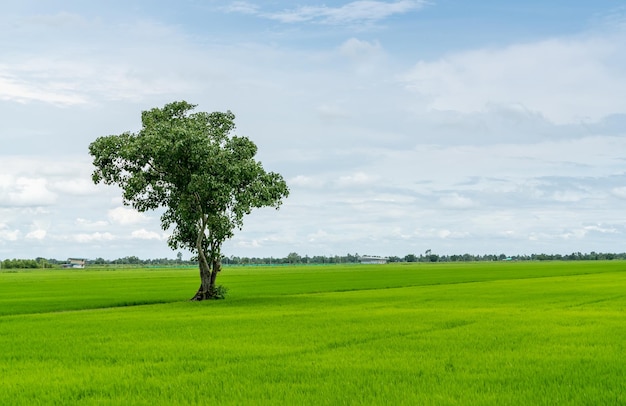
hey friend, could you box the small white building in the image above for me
[65,258,86,268]
[359,255,388,265]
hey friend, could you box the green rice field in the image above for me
[1,261,625,405]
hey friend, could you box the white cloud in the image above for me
[412,227,469,240]
[108,207,149,225]
[403,29,626,124]
[339,38,382,59]
[584,224,618,234]
[73,232,115,243]
[371,136,626,188]
[551,190,588,202]
[437,229,469,239]
[611,187,626,199]
[51,178,98,196]
[290,175,326,189]
[307,229,330,243]
[336,172,378,187]
[231,1,425,24]
[0,70,89,106]
[336,38,387,76]
[316,104,350,121]
[0,15,197,107]
[222,2,259,15]
[25,11,89,28]
[234,239,261,248]
[25,229,47,240]
[131,229,167,241]
[439,193,475,209]
[559,228,589,240]
[0,176,57,207]
[0,223,20,241]
[75,218,109,228]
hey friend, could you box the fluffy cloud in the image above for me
[611,187,626,199]
[131,229,167,241]
[289,175,326,189]
[0,69,88,105]
[335,172,379,188]
[51,178,98,196]
[75,218,109,228]
[339,38,382,59]
[0,175,57,207]
[403,28,626,124]
[108,207,149,225]
[73,232,115,243]
[25,229,47,240]
[0,223,20,241]
[0,15,196,107]
[439,193,475,209]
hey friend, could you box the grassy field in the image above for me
[1,261,625,405]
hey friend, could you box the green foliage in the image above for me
[1,258,53,269]
[208,284,228,300]
[88,101,289,297]
[1,262,625,404]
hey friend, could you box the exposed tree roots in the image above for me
[190,285,228,301]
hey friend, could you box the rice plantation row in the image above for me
[1,261,625,404]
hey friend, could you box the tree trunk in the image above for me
[190,251,224,300]
[210,258,220,287]
[190,221,225,301]
[191,256,212,301]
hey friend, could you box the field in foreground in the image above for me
[1,261,625,405]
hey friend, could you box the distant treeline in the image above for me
[389,252,626,263]
[2,251,626,269]
[0,258,55,269]
[225,251,626,265]
[0,256,192,269]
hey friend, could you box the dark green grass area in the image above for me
[1,262,625,405]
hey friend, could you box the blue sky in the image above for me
[1,1,626,260]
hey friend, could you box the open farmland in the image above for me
[1,262,625,405]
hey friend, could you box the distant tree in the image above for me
[404,254,417,263]
[35,257,52,268]
[89,101,289,300]
[286,252,301,264]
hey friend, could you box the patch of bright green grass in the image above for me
[0,268,197,316]
[2,261,622,316]
[1,262,625,404]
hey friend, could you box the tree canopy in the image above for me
[89,101,289,299]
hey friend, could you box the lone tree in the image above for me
[89,101,289,300]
